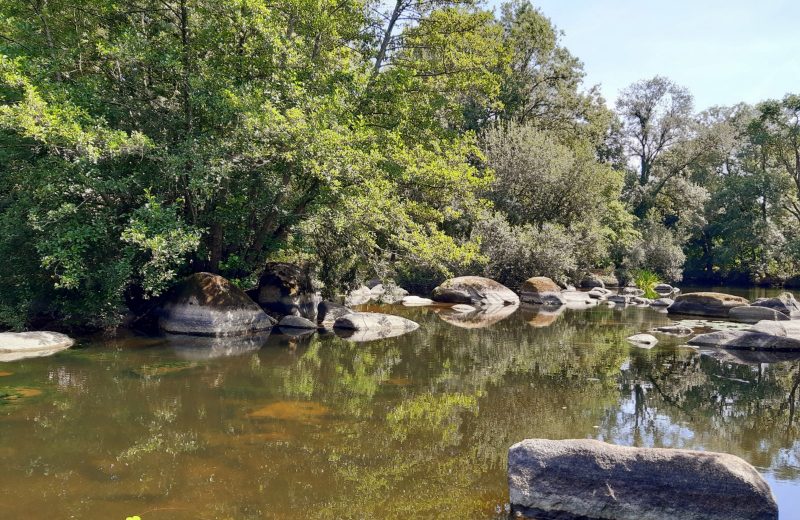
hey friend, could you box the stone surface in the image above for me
[451,304,476,313]
[688,329,800,351]
[345,285,373,306]
[627,333,658,348]
[401,296,434,306]
[579,274,605,289]
[333,312,419,342]
[431,276,519,306]
[608,294,631,304]
[257,263,320,320]
[651,297,674,307]
[508,438,777,520]
[317,301,353,326]
[654,283,676,295]
[667,292,749,318]
[587,287,613,299]
[0,331,75,362]
[159,273,275,336]
[278,315,318,330]
[520,277,565,305]
[376,284,409,304]
[751,292,800,318]
[560,291,595,305]
[622,286,645,297]
[729,305,790,324]
[654,324,693,335]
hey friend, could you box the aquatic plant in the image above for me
[633,269,661,299]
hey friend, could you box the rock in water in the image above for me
[431,276,519,306]
[333,312,419,342]
[278,315,317,329]
[579,273,605,289]
[651,297,674,307]
[159,272,275,336]
[627,333,658,347]
[345,285,373,306]
[257,263,320,320]
[0,331,75,362]
[750,292,800,318]
[689,321,800,351]
[437,304,517,329]
[520,277,565,305]
[317,301,353,327]
[401,296,434,306]
[729,305,790,324]
[508,438,777,520]
[668,292,749,318]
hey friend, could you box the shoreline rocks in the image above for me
[520,277,564,305]
[257,263,320,320]
[431,276,519,307]
[689,320,800,351]
[159,273,275,336]
[751,292,800,318]
[0,331,75,362]
[667,292,749,318]
[508,438,777,520]
[333,312,419,342]
[729,305,790,324]
[317,301,353,328]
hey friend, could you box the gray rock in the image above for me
[520,277,565,305]
[627,333,658,348]
[654,324,693,335]
[431,276,519,306]
[579,273,605,289]
[622,286,645,297]
[750,320,800,337]
[317,301,353,327]
[257,263,320,320]
[651,297,674,307]
[345,285,373,306]
[0,331,75,362]
[608,294,631,304]
[508,438,777,520]
[631,296,652,305]
[668,292,749,318]
[159,273,275,336]
[654,283,676,295]
[333,312,419,342]
[561,291,595,305]
[377,284,409,304]
[587,287,613,299]
[278,315,318,329]
[751,292,800,318]
[688,329,800,351]
[729,305,790,324]
[401,296,434,306]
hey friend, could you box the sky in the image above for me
[491,0,800,111]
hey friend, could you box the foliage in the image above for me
[632,269,661,299]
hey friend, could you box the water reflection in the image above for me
[0,300,797,518]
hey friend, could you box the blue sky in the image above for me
[491,0,800,111]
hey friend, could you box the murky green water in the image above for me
[2,294,800,519]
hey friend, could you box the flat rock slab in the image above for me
[278,315,318,329]
[508,438,777,520]
[668,292,749,318]
[729,306,790,324]
[431,276,519,306]
[688,329,800,351]
[333,312,419,333]
[0,332,75,362]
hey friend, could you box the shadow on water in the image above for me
[0,291,799,518]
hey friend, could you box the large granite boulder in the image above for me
[520,277,564,305]
[333,312,419,342]
[317,301,353,327]
[688,320,800,351]
[159,273,275,336]
[751,292,800,318]
[508,438,777,520]
[0,331,75,362]
[729,305,790,324]
[431,276,519,306]
[667,292,749,318]
[257,263,320,320]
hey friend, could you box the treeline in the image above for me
[1,0,798,330]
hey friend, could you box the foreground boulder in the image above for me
[257,263,320,320]
[431,276,519,306]
[317,301,353,327]
[160,273,275,336]
[688,319,800,351]
[751,292,800,318]
[333,312,419,342]
[668,292,749,318]
[508,438,777,520]
[520,277,564,305]
[0,331,75,362]
[729,305,790,324]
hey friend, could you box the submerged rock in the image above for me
[668,292,749,318]
[0,331,75,362]
[560,291,595,305]
[651,297,674,307]
[159,273,275,336]
[333,312,419,342]
[257,263,320,320]
[437,304,517,329]
[654,324,693,336]
[520,277,564,305]
[627,333,658,348]
[729,305,790,324]
[431,276,519,306]
[508,438,777,520]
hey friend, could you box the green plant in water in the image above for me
[633,269,661,299]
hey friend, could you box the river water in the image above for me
[1,289,799,519]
